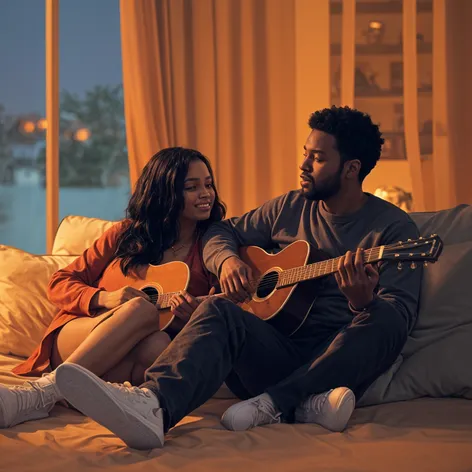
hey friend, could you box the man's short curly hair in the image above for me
[308,106,384,182]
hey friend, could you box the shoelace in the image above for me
[303,389,332,414]
[12,382,55,411]
[252,396,281,427]
[106,381,152,403]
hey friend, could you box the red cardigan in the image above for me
[13,222,214,376]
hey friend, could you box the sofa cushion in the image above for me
[0,245,77,358]
[52,215,118,255]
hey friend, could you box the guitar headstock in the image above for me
[381,234,443,264]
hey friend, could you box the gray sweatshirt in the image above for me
[203,190,422,340]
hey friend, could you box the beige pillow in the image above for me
[0,245,77,358]
[52,215,117,255]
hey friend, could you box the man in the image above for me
[55,106,422,450]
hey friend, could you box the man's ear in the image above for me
[344,159,361,180]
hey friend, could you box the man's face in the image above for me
[299,129,344,201]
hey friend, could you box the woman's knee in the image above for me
[118,297,159,330]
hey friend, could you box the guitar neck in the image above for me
[276,245,385,288]
[151,247,385,306]
[150,291,218,310]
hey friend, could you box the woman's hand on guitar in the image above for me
[335,248,380,310]
[91,286,151,310]
[219,256,254,304]
[169,291,201,322]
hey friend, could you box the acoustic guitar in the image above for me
[125,235,443,336]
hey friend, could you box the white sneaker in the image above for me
[221,393,281,431]
[295,387,355,432]
[0,373,60,428]
[56,363,164,450]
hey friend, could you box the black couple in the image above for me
[1,106,421,450]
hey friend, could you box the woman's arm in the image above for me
[47,221,127,316]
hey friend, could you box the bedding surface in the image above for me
[1,354,471,472]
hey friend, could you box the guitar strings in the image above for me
[149,247,383,305]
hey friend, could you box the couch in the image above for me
[1,208,472,472]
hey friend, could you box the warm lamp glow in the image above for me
[74,128,91,142]
[374,186,413,212]
[368,21,383,30]
[21,121,36,133]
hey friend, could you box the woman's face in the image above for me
[180,159,216,223]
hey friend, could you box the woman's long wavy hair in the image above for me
[114,147,226,275]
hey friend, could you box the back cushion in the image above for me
[52,215,117,255]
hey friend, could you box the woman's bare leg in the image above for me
[97,331,171,385]
[51,297,160,378]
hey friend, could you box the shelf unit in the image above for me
[330,0,433,160]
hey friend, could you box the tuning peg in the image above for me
[419,237,423,240]
[397,262,403,270]
[423,262,428,267]
[411,262,417,269]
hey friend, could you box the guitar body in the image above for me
[123,261,190,335]
[239,240,327,336]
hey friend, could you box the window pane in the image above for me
[0,1,46,253]
[58,0,129,229]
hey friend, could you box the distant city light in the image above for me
[21,121,36,134]
[37,119,47,130]
[74,128,91,142]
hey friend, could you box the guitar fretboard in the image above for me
[276,246,383,288]
[149,291,209,309]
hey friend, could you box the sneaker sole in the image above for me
[295,388,356,432]
[56,363,163,450]
[330,388,355,432]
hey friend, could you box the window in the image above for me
[0,1,46,253]
[58,0,130,227]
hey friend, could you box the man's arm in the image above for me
[203,193,288,277]
[374,220,423,332]
[348,220,423,333]
[202,193,288,302]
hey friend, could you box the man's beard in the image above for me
[302,170,342,201]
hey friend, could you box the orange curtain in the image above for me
[119,0,298,217]
[441,0,472,207]
[405,0,472,210]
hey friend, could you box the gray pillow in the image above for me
[360,205,472,405]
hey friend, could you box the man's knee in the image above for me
[191,297,246,325]
[364,308,408,346]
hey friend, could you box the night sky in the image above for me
[0,0,122,115]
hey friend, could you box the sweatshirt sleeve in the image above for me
[202,193,288,276]
[350,220,423,333]
[47,221,126,316]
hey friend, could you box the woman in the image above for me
[0,147,226,428]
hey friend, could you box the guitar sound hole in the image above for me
[141,286,160,305]
[256,271,279,298]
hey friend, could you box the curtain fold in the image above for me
[402,0,425,211]
[119,0,297,216]
[442,0,472,207]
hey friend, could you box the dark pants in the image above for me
[141,298,407,431]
